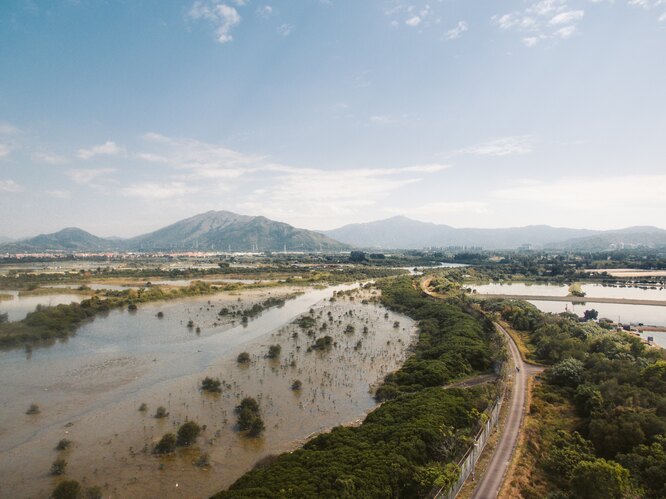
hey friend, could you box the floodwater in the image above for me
[470,283,666,327]
[0,285,415,498]
[0,291,84,322]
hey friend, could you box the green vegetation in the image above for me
[312,335,333,350]
[176,421,201,446]
[235,397,265,437]
[237,352,250,363]
[154,433,177,454]
[154,406,168,418]
[25,403,40,415]
[51,480,81,499]
[291,379,302,391]
[375,277,497,401]
[201,376,222,393]
[50,457,67,475]
[267,344,281,359]
[213,276,499,498]
[481,296,666,498]
[56,439,72,451]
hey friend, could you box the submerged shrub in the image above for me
[201,377,222,393]
[51,480,81,499]
[56,439,72,451]
[50,458,67,475]
[154,433,177,454]
[26,403,40,415]
[176,421,201,446]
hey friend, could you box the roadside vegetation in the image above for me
[480,296,666,498]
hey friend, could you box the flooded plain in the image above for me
[0,284,415,498]
[470,282,666,327]
[0,290,84,322]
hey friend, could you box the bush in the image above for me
[570,459,631,499]
[291,380,303,391]
[313,336,333,350]
[201,377,222,393]
[196,452,211,467]
[176,421,202,446]
[138,403,147,412]
[267,344,281,359]
[52,480,81,499]
[154,433,177,454]
[237,352,250,363]
[86,485,103,499]
[26,403,40,415]
[549,358,585,387]
[51,457,67,475]
[56,439,72,451]
[236,397,264,437]
[154,406,168,418]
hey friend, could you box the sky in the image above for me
[0,0,665,238]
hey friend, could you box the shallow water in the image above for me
[0,285,415,498]
[0,291,84,322]
[470,282,666,300]
[470,283,666,327]
[525,300,666,327]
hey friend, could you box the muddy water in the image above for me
[0,290,84,322]
[0,285,415,498]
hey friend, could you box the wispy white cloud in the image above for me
[0,179,23,192]
[133,133,449,227]
[495,174,666,209]
[386,1,439,29]
[276,23,294,36]
[257,5,273,17]
[445,21,469,40]
[458,136,534,157]
[32,151,68,164]
[139,133,263,179]
[0,122,19,159]
[189,1,241,43]
[122,182,199,200]
[47,190,71,199]
[370,114,400,125]
[399,201,489,217]
[65,168,116,185]
[0,122,20,135]
[77,141,124,160]
[493,1,584,46]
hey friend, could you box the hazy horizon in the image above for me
[1,0,665,238]
[2,209,665,241]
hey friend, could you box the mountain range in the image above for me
[0,211,347,253]
[323,216,666,250]
[2,211,665,253]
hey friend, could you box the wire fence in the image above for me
[433,389,505,499]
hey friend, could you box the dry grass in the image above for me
[498,379,579,499]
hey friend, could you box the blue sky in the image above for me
[1,0,665,238]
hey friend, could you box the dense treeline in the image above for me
[212,276,499,498]
[375,277,498,401]
[481,298,666,498]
